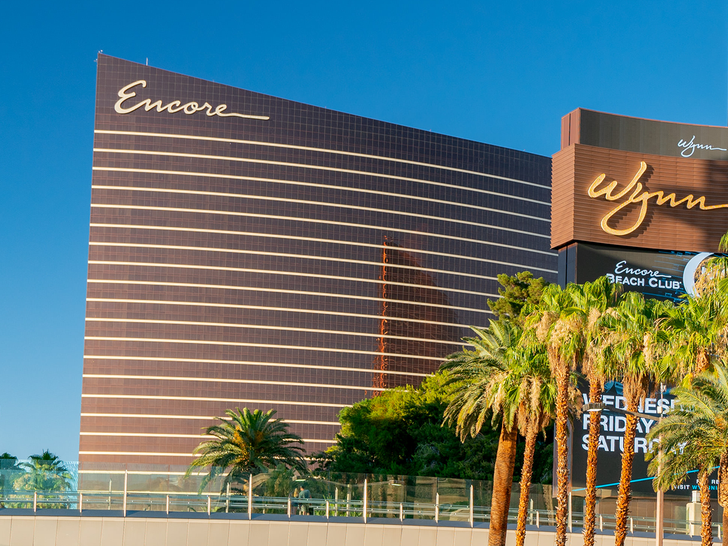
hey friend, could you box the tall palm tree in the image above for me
[647,364,728,546]
[527,283,583,546]
[441,320,524,546]
[573,277,622,546]
[600,293,668,546]
[510,340,557,546]
[186,408,307,493]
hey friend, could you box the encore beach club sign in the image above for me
[114,80,270,120]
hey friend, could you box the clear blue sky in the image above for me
[0,1,725,462]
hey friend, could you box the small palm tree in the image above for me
[647,365,728,546]
[186,408,307,494]
[13,451,74,508]
[0,453,22,507]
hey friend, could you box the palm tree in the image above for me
[510,340,557,546]
[0,453,22,507]
[13,451,74,508]
[186,408,307,493]
[527,283,584,546]
[647,365,728,546]
[441,320,524,546]
[663,291,728,377]
[572,277,622,546]
[600,293,668,546]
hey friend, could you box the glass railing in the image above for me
[0,462,724,538]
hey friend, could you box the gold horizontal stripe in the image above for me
[92,166,550,242]
[88,223,558,274]
[94,129,551,192]
[90,202,555,256]
[82,373,387,391]
[80,413,341,425]
[85,278,495,315]
[82,393,350,408]
[83,336,446,361]
[84,317,466,346]
[82,355,431,377]
[86,257,494,298]
[86,297,474,329]
[91,183,550,238]
[88,241,501,286]
[79,451,199,457]
[81,432,206,439]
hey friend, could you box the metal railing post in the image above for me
[123,470,128,517]
[435,492,439,523]
[536,510,540,528]
[226,483,230,513]
[166,495,170,515]
[33,491,37,513]
[287,497,292,518]
[79,492,83,514]
[400,503,404,521]
[568,491,572,532]
[247,474,253,519]
[529,498,533,525]
[469,484,474,528]
[599,514,603,531]
[630,517,634,534]
[207,495,211,516]
[326,500,330,519]
[363,478,368,523]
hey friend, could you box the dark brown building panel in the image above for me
[553,143,728,252]
[80,55,556,467]
[553,108,728,252]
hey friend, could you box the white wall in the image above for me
[0,516,706,546]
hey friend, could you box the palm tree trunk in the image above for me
[515,419,538,546]
[554,356,570,546]
[720,451,728,540]
[582,380,602,546]
[489,423,518,546]
[699,470,713,546]
[614,391,639,546]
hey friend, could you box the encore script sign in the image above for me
[587,161,728,236]
[114,80,270,120]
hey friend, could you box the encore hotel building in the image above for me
[80,55,556,466]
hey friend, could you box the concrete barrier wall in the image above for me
[0,515,705,546]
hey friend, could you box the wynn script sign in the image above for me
[677,136,727,158]
[587,161,728,236]
[114,80,270,120]
[551,143,728,252]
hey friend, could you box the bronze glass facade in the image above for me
[80,54,556,465]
